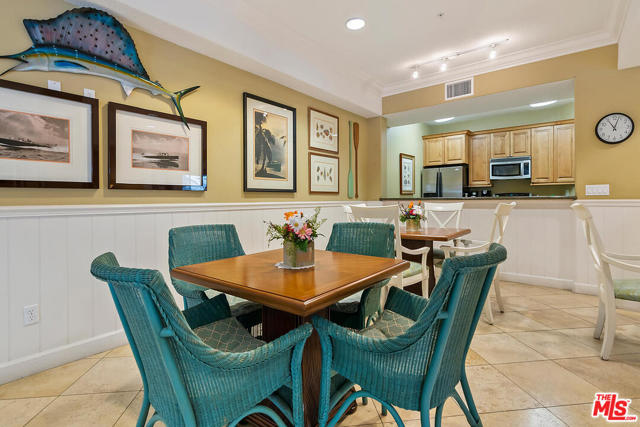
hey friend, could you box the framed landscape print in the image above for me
[400,153,415,195]
[309,153,339,193]
[0,79,98,188]
[244,93,296,192]
[108,102,206,191]
[308,107,339,153]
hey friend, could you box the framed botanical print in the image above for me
[108,102,207,191]
[309,153,339,193]
[400,153,415,195]
[0,79,98,188]
[244,93,296,192]
[308,107,339,153]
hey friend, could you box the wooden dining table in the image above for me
[171,248,408,427]
[400,226,471,295]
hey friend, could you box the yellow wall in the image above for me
[0,0,375,205]
[383,45,640,199]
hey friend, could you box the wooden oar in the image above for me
[347,121,354,198]
[353,122,359,198]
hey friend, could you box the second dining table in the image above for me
[171,248,408,427]
[400,225,471,295]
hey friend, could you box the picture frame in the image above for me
[308,107,339,154]
[400,153,415,195]
[244,93,296,192]
[0,79,98,188]
[107,102,207,191]
[309,152,339,194]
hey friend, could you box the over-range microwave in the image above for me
[489,156,531,180]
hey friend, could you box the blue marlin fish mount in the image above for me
[0,7,199,128]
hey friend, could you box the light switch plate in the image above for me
[84,88,95,98]
[586,184,610,196]
[47,80,61,91]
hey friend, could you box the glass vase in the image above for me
[405,218,422,231]
[283,240,315,268]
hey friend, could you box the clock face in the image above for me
[596,113,634,144]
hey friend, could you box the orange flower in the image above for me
[284,210,298,220]
[408,202,414,209]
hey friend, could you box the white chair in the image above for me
[440,202,516,324]
[351,205,430,297]
[424,202,464,228]
[572,202,640,360]
[343,204,366,222]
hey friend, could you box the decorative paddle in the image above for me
[347,121,355,198]
[353,122,359,198]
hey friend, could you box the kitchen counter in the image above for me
[380,196,577,201]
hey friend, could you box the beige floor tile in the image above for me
[495,360,600,406]
[63,357,142,395]
[106,345,134,358]
[114,391,154,427]
[529,294,599,309]
[385,417,468,427]
[492,295,553,312]
[0,358,98,399]
[555,327,640,356]
[471,333,546,364]
[500,282,572,297]
[492,312,552,332]
[618,309,640,323]
[375,396,461,422]
[464,365,541,413]
[86,350,110,359]
[562,307,639,326]
[617,324,640,344]
[474,321,502,335]
[0,397,55,427]
[26,392,136,427]
[466,349,488,366]
[555,355,640,398]
[521,309,593,329]
[509,330,600,359]
[477,408,565,427]
[549,403,640,426]
[341,399,382,426]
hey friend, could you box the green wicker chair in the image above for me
[313,243,507,427]
[326,222,396,330]
[91,252,312,427]
[168,224,262,329]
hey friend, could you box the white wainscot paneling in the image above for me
[0,200,356,383]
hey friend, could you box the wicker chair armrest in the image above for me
[383,286,428,321]
[312,316,409,354]
[182,294,231,329]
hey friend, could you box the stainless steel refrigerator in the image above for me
[422,165,467,198]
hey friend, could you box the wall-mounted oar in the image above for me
[348,121,355,198]
[353,122,359,198]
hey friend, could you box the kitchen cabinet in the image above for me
[510,129,531,156]
[422,132,468,166]
[553,124,575,183]
[531,126,554,184]
[490,132,510,158]
[469,134,491,187]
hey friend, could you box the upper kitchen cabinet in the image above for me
[490,132,510,158]
[490,129,531,158]
[531,126,554,184]
[553,123,575,183]
[530,122,574,184]
[423,131,469,166]
[469,134,491,187]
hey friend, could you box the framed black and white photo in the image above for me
[400,153,415,195]
[108,102,206,191]
[244,93,296,192]
[309,153,339,194]
[308,107,339,153]
[0,79,98,188]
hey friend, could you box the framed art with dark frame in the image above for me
[243,92,296,192]
[309,152,339,194]
[0,79,98,188]
[308,107,339,154]
[400,153,415,195]
[108,102,207,191]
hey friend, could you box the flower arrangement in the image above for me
[266,207,327,252]
[399,202,424,223]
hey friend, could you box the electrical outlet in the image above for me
[47,80,61,91]
[585,184,610,196]
[84,88,95,98]
[23,304,39,326]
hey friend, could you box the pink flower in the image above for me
[297,226,313,240]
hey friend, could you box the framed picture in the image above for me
[400,153,415,195]
[244,93,296,192]
[0,79,98,188]
[108,102,206,191]
[308,107,339,153]
[309,153,339,193]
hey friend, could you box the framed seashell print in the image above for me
[309,153,339,193]
[400,153,415,195]
[308,107,339,153]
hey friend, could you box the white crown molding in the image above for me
[382,30,619,97]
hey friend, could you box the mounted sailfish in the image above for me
[0,8,199,128]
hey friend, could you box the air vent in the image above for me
[445,78,474,100]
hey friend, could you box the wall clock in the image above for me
[596,113,634,144]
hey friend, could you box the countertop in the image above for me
[380,196,577,201]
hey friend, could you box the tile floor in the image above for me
[1,281,640,426]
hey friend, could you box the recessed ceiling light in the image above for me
[346,18,366,30]
[411,70,419,79]
[530,100,557,108]
[440,62,448,72]
[435,117,455,123]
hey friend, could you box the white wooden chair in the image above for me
[343,204,367,222]
[351,205,430,296]
[572,202,640,360]
[440,202,516,324]
[424,202,465,261]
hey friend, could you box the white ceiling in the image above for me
[73,0,630,117]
